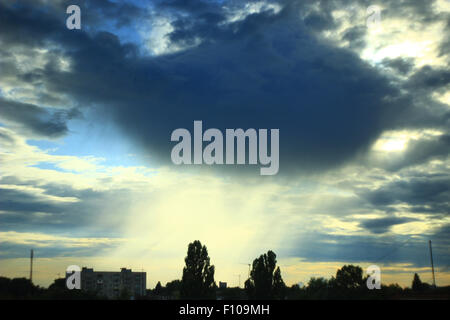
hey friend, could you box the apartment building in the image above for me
[80,267,146,299]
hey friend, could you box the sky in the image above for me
[0,0,449,289]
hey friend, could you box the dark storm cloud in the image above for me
[303,9,337,32]
[0,0,422,175]
[1,0,448,175]
[81,0,144,28]
[368,134,450,172]
[0,178,131,237]
[0,187,63,214]
[0,0,147,33]
[0,131,14,144]
[407,66,450,91]
[359,216,417,234]
[357,175,450,215]
[281,230,450,268]
[342,26,367,50]
[432,225,450,272]
[0,98,79,138]
[398,135,450,169]
[156,0,228,43]
[381,58,414,75]
[0,241,121,259]
[438,16,450,58]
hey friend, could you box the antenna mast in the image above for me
[29,249,34,283]
[429,240,436,287]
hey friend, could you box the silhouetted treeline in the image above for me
[1,241,449,300]
[144,242,449,300]
[0,277,103,300]
[145,265,449,300]
[2,272,448,300]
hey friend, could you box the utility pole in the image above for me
[429,240,436,287]
[29,249,34,283]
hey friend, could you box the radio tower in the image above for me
[429,240,436,287]
[29,249,34,283]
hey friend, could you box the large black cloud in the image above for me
[0,0,421,176]
[1,1,449,176]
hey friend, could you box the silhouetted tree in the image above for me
[46,278,74,299]
[306,277,330,299]
[166,280,182,299]
[154,281,163,296]
[286,284,306,300]
[272,266,286,299]
[245,250,286,299]
[0,277,48,299]
[412,273,427,292]
[45,278,100,300]
[180,240,216,299]
[381,283,403,299]
[0,277,12,299]
[335,265,364,289]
